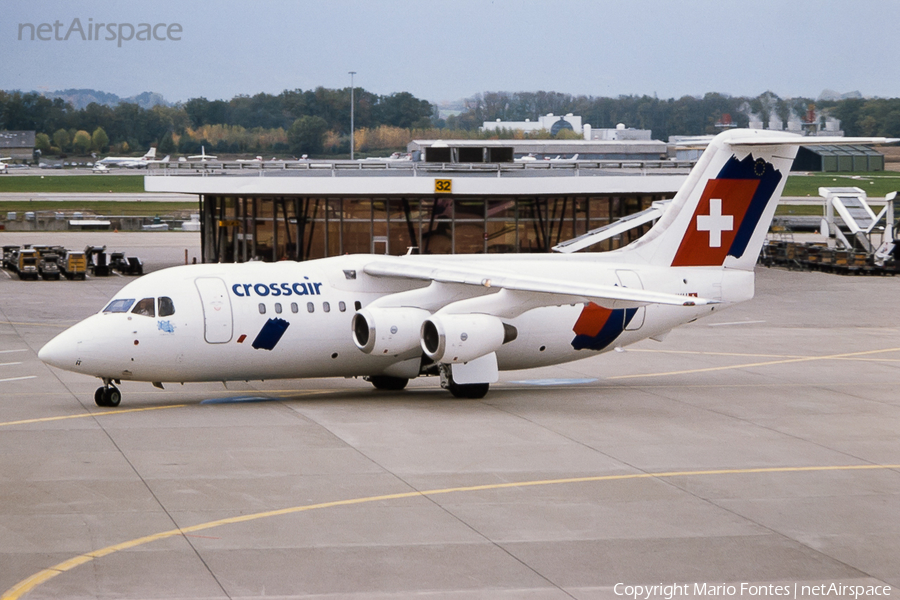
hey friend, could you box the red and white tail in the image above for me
[627,130,889,270]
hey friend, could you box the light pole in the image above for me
[348,71,356,160]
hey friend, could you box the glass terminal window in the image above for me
[131,298,155,317]
[103,299,135,313]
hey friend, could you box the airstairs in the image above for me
[819,187,898,265]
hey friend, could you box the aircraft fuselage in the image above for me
[39,253,750,385]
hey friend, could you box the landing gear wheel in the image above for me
[368,376,409,391]
[105,386,121,407]
[447,380,489,399]
[94,385,121,407]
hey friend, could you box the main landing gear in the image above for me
[446,379,489,399]
[94,379,121,407]
[366,367,490,399]
[367,375,410,391]
[440,364,489,399]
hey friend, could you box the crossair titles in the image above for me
[231,277,325,298]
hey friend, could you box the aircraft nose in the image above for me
[39,330,76,369]
[39,321,95,371]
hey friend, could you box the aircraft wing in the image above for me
[363,258,715,307]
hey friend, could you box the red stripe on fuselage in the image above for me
[671,179,759,267]
[572,302,614,337]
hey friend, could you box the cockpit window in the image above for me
[103,299,135,313]
[131,298,155,317]
[158,297,175,317]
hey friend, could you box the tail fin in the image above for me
[628,130,797,270]
[143,148,157,160]
[628,130,892,269]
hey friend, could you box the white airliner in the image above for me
[39,130,891,407]
[97,148,169,169]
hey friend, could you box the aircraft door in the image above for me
[195,277,234,343]
[616,270,645,330]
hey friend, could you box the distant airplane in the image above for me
[364,152,412,162]
[38,130,893,407]
[97,148,169,168]
[515,153,537,162]
[91,162,110,173]
[188,146,217,162]
[0,157,10,173]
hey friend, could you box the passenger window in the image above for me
[258,303,266,314]
[339,301,346,312]
[158,297,175,317]
[307,302,314,313]
[323,302,330,313]
[291,302,298,313]
[354,301,361,311]
[275,302,282,314]
[131,298,155,317]
[103,298,135,313]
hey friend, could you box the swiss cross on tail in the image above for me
[672,154,782,267]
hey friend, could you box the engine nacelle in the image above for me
[421,314,513,364]
[352,307,430,356]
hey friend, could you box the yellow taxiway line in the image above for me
[0,404,189,427]
[3,463,899,600]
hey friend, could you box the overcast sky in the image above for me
[3,0,899,104]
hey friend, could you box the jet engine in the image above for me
[420,314,516,364]
[352,307,430,355]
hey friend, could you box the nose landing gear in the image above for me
[94,379,122,407]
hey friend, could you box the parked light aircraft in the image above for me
[39,130,891,407]
[97,148,169,168]
[0,157,10,173]
[188,146,217,161]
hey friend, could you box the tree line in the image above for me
[451,91,900,141]
[0,87,435,156]
[3,87,900,158]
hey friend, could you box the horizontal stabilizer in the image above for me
[727,136,896,148]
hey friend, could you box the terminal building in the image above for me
[145,146,691,264]
[408,138,668,162]
[480,113,653,143]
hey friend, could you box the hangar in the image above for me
[0,130,36,161]
[145,156,691,263]
[792,144,885,172]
